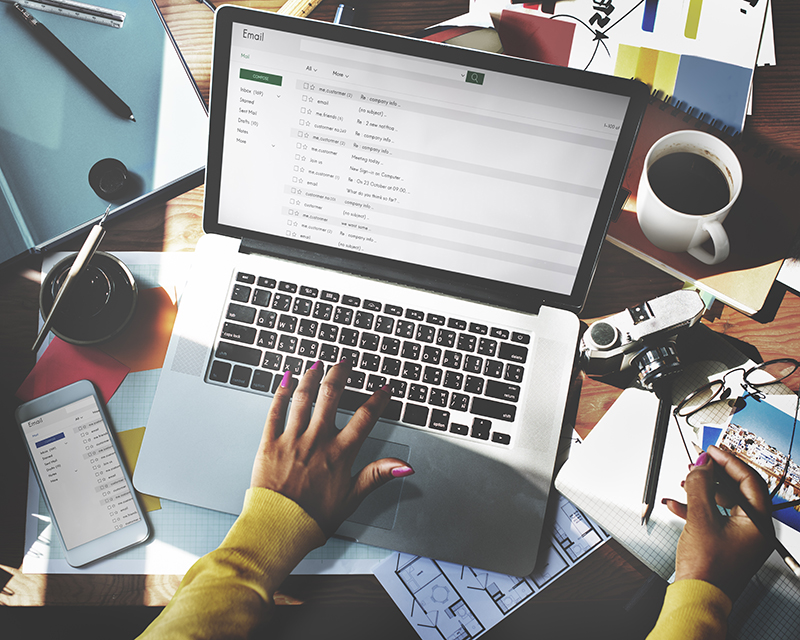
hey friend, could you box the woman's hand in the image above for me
[250,360,413,536]
[662,445,773,600]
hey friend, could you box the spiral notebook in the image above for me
[607,90,800,316]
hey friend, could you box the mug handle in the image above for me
[687,220,730,265]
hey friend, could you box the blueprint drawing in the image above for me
[374,494,609,640]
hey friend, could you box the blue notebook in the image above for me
[0,0,207,268]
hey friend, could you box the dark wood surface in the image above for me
[2,1,800,638]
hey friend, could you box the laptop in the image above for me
[134,6,646,575]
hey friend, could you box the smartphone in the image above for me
[15,379,150,567]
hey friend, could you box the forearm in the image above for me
[137,488,326,640]
[646,580,732,640]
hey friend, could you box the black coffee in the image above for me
[647,152,731,215]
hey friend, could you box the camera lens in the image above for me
[634,342,682,389]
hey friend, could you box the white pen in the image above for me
[32,205,111,353]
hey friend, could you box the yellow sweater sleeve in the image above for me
[646,580,732,640]
[137,488,326,640]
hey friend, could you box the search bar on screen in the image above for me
[300,38,478,85]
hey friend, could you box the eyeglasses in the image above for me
[672,358,800,510]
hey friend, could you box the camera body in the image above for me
[580,289,705,384]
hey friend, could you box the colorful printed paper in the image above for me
[485,0,769,131]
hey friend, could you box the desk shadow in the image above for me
[1,604,162,640]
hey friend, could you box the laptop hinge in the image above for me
[238,237,546,315]
[239,236,365,276]
[240,236,279,258]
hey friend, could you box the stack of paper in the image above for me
[456,0,773,133]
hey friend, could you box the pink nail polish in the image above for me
[694,452,709,467]
[310,360,322,371]
[661,498,669,505]
[280,370,292,388]
[392,466,414,478]
[380,384,391,394]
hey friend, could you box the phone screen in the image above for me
[20,394,143,551]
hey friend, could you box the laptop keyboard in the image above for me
[205,271,532,447]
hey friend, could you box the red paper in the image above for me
[16,337,129,405]
[496,9,575,66]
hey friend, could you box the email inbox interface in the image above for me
[219,25,630,295]
[24,396,140,550]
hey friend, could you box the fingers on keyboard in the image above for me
[208,272,525,446]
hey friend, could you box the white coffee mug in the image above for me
[637,130,742,265]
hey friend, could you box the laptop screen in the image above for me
[206,8,647,313]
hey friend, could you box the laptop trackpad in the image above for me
[346,437,410,530]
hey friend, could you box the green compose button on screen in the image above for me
[240,69,283,86]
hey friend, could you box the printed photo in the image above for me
[716,397,800,532]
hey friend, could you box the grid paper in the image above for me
[106,369,162,431]
[730,561,800,638]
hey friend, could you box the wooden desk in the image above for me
[2,1,800,637]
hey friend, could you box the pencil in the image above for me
[641,389,671,525]
[12,3,135,121]
[693,444,800,579]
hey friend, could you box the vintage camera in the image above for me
[580,289,705,388]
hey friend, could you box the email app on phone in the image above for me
[22,394,142,551]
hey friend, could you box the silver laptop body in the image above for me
[134,6,646,575]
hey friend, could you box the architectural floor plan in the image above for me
[374,494,608,640]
